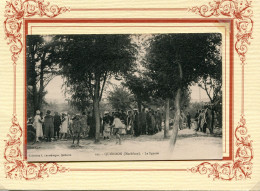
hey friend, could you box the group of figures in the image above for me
[27,108,165,146]
[101,108,163,140]
[27,105,218,146]
[27,110,89,145]
[193,106,217,134]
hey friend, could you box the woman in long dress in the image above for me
[103,113,111,139]
[60,113,68,140]
[33,110,43,142]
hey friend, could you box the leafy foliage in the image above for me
[26,35,63,116]
[107,87,134,111]
[145,33,222,99]
[59,34,137,141]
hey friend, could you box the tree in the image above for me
[123,73,152,112]
[145,33,222,146]
[107,87,134,111]
[26,35,63,116]
[197,33,222,130]
[60,34,137,142]
[65,81,92,112]
[197,32,222,104]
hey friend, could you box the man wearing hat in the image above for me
[54,112,61,140]
[72,114,82,146]
[44,110,54,142]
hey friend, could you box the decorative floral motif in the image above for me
[4,0,69,180]
[189,0,253,64]
[189,0,253,180]
[189,115,253,180]
[4,0,69,62]
[4,115,69,180]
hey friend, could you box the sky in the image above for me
[45,75,210,104]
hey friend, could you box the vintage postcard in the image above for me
[0,0,260,190]
[26,33,223,162]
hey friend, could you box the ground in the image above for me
[27,126,222,162]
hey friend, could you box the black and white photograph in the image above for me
[26,33,223,161]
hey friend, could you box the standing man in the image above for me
[200,109,207,133]
[155,108,162,132]
[87,111,95,138]
[44,110,54,142]
[126,110,134,135]
[133,110,140,136]
[194,110,200,131]
[187,112,191,129]
[140,108,147,135]
[81,111,88,138]
[53,112,61,140]
[150,110,156,134]
[198,110,203,132]
[146,109,153,135]
[72,114,82,146]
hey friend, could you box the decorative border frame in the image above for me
[188,0,253,180]
[4,0,69,180]
[3,0,253,181]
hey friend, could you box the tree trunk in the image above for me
[38,60,45,110]
[93,98,100,142]
[170,60,183,149]
[170,88,181,149]
[210,108,215,134]
[164,98,170,138]
[137,99,142,113]
[32,83,38,114]
[94,74,101,143]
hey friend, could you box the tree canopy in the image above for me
[26,35,63,116]
[144,33,222,144]
[59,34,137,142]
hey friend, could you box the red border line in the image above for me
[24,18,233,23]
[30,25,227,37]
[24,18,233,162]
[23,18,27,159]
[230,20,234,159]
[70,8,188,11]
[225,27,227,153]
[69,168,187,171]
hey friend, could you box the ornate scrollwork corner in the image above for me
[189,0,253,181]
[4,0,69,180]
[4,0,70,62]
[189,0,253,64]
[189,115,253,180]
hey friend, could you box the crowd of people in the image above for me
[27,110,90,145]
[193,106,216,134]
[101,108,163,137]
[27,108,165,146]
[27,105,217,146]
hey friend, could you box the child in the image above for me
[103,112,111,140]
[111,113,126,145]
[72,114,82,146]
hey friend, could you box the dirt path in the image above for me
[27,127,222,162]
